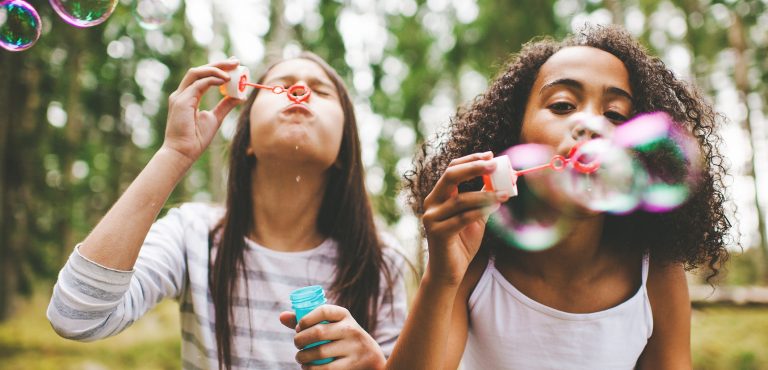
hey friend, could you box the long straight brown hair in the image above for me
[208,52,393,369]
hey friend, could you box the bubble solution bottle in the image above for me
[290,285,334,365]
[482,155,519,197]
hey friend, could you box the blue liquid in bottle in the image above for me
[290,285,334,365]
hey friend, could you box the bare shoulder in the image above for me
[646,259,689,313]
[637,258,691,369]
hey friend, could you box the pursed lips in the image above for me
[281,103,314,117]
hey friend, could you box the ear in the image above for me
[245,146,254,156]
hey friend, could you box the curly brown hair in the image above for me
[404,24,731,278]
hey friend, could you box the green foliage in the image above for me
[1,0,767,321]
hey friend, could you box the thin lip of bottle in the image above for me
[290,285,326,307]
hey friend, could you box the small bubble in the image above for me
[296,176,301,183]
[295,145,299,151]
[50,0,118,27]
[0,0,41,52]
[133,0,180,30]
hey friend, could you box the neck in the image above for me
[501,211,607,283]
[249,161,328,252]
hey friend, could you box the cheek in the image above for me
[322,103,345,138]
[519,111,563,146]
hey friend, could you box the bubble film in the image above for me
[133,0,179,30]
[487,193,566,252]
[613,112,702,212]
[0,0,41,52]
[501,143,560,202]
[556,139,648,214]
[486,112,703,251]
[50,0,118,28]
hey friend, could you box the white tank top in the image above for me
[462,254,652,370]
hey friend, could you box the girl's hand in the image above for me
[162,59,242,163]
[422,152,509,285]
[279,305,385,370]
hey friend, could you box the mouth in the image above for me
[566,140,601,174]
[281,103,314,117]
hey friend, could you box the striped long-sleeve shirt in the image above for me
[47,203,408,370]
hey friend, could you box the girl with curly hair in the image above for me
[387,25,730,369]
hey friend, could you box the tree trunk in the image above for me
[0,49,16,321]
[729,12,768,283]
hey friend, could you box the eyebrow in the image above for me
[539,78,633,102]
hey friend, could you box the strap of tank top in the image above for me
[641,251,650,285]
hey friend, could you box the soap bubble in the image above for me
[487,186,568,252]
[0,0,41,52]
[613,112,702,212]
[49,0,118,28]
[556,139,648,214]
[486,111,703,251]
[133,0,180,30]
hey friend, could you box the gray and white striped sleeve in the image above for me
[47,205,194,341]
[374,245,410,358]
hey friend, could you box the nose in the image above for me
[569,113,611,142]
[571,123,601,141]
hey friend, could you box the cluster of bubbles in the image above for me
[0,0,180,52]
[487,112,703,251]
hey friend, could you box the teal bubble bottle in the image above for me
[290,285,334,365]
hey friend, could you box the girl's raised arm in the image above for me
[387,152,508,369]
[78,59,241,271]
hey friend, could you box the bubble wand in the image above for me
[219,65,311,103]
[483,142,600,197]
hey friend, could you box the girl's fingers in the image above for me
[301,357,353,370]
[173,76,227,108]
[294,319,360,349]
[279,311,297,329]
[177,61,238,91]
[428,203,500,237]
[427,159,497,205]
[424,191,504,223]
[297,305,350,331]
[447,151,494,167]
[211,96,242,123]
[295,335,347,364]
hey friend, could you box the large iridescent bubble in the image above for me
[555,138,648,214]
[486,111,703,251]
[50,0,118,28]
[613,112,702,212]
[133,0,180,30]
[0,0,41,52]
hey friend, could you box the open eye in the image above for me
[604,111,628,123]
[547,102,575,114]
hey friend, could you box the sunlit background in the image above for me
[1,0,768,368]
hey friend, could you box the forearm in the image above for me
[386,267,461,370]
[79,146,193,270]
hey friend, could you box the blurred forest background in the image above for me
[1,0,768,368]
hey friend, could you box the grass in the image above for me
[692,306,768,370]
[1,293,767,369]
[0,293,180,370]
